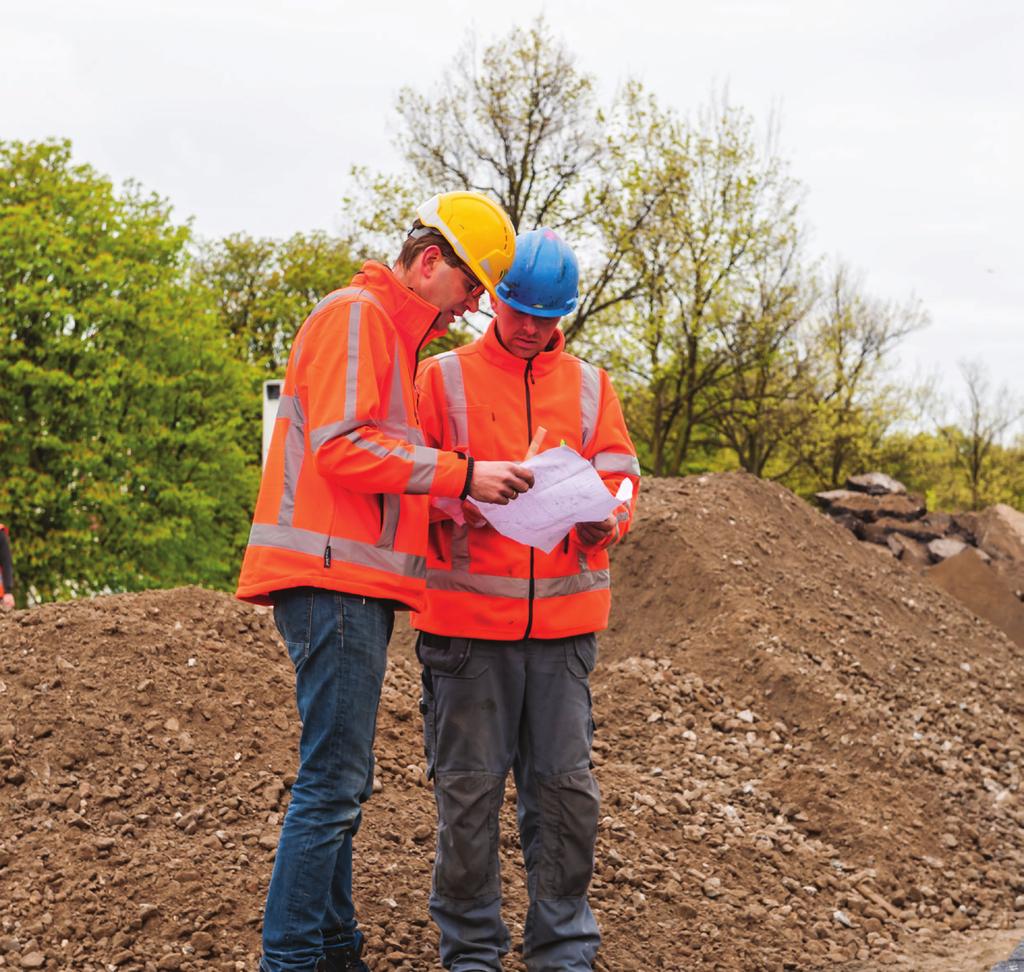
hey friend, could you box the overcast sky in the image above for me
[2,0,1021,427]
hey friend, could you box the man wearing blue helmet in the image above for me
[414,229,641,972]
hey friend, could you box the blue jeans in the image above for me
[419,634,601,972]
[260,588,394,972]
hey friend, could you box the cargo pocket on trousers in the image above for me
[565,633,598,679]
[419,667,437,780]
[416,632,472,676]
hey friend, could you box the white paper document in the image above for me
[470,445,633,553]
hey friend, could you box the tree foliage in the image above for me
[0,139,257,603]
[937,361,1023,509]
[783,264,928,488]
[193,231,360,374]
[583,95,807,476]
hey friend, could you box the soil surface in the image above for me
[926,550,1024,648]
[2,472,1024,971]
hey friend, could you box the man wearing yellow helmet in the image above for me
[239,191,530,972]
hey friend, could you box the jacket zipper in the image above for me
[523,358,536,640]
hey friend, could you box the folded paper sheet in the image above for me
[470,445,633,553]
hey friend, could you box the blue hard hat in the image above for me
[494,228,579,318]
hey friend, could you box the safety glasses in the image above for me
[457,265,485,300]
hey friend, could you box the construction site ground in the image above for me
[2,473,1023,971]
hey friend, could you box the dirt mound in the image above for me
[3,474,1024,971]
[958,504,1024,597]
[927,550,1024,648]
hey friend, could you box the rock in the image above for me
[833,910,855,928]
[947,910,970,931]
[19,954,46,970]
[846,473,907,496]
[927,538,968,562]
[815,490,926,522]
[956,504,1024,592]
[921,511,955,535]
[828,512,863,536]
[887,534,932,569]
[862,517,945,544]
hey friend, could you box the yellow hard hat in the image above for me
[416,192,516,300]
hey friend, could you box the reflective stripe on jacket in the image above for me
[236,262,469,609]
[413,321,640,640]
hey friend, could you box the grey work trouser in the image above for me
[418,633,602,972]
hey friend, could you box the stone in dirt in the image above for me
[928,537,969,562]
[815,489,926,522]
[887,533,932,569]
[846,472,907,495]
[861,517,946,546]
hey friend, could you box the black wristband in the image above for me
[459,455,475,500]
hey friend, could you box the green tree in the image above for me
[343,19,648,340]
[584,96,805,476]
[393,16,601,232]
[342,23,933,487]
[0,139,257,603]
[786,263,927,489]
[939,360,1023,509]
[194,231,360,373]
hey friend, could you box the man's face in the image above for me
[421,254,484,330]
[495,300,561,359]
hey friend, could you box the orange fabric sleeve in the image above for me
[300,302,466,498]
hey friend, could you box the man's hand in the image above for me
[575,514,617,547]
[1,593,14,611]
[462,502,489,528]
[469,461,534,505]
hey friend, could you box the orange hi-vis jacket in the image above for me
[413,321,640,640]
[236,262,471,610]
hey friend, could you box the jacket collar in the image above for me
[478,318,566,376]
[348,261,444,362]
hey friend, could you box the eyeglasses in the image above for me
[457,265,485,300]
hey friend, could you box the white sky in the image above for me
[2,0,1022,424]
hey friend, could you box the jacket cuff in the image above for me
[429,450,472,499]
[459,456,475,500]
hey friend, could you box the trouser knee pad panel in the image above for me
[536,769,600,898]
[434,771,504,900]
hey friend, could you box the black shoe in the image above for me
[321,939,370,972]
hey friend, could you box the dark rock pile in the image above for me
[814,473,980,569]
[815,474,1024,647]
